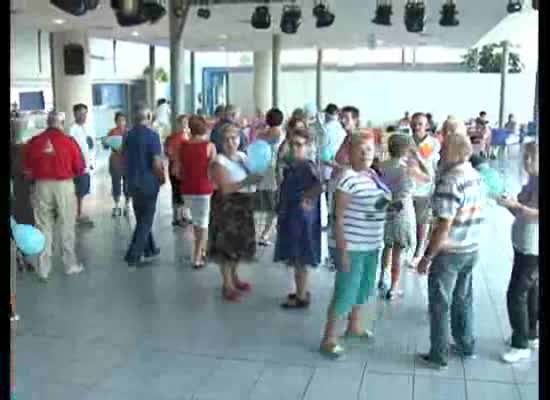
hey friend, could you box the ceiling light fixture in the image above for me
[53,18,66,24]
[313,1,335,29]
[372,0,392,26]
[132,30,139,36]
[197,0,211,19]
[404,0,426,33]
[219,34,228,40]
[251,1,271,30]
[507,0,523,13]
[280,4,302,34]
[440,0,459,26]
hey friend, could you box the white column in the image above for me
[272,34,282,108]
[253,51,272,114]
[169,0,185,129]
[148,45,156,109]
[50,30,93,130]
[316,49,324,112]
[498,41,509,129]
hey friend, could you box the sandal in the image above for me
[281,296,310,309]
[386,289,403,301]
[192,262,206,270]
[287,291,311,300]
[222,287,241,302]
[319,343,345,359]
[343,329,374,341]
[235,281,252,292]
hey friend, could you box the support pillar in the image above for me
[148,45,156,109]
[50,30,93,130]
[253,51,272,114]
[534,69,539,137]
[272,34,281,108]
[498,41,509,129]
[316,48,324,112]
[190,51,196,113]
[169,0,186,129]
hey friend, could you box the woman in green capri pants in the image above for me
[320,133,391,358]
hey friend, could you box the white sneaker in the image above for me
[505,337,539,350]
[66,264,84,275]
[501,348,531,364]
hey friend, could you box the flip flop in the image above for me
[319,343,345,359]
[281,296,310,309]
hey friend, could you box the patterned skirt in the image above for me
[383,198,416,249]
[208,191,256,264]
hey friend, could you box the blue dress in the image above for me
[274,160,321,267]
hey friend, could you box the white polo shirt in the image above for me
[69,123,95,174]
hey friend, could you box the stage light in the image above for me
[440,0,459,27]
[507,0,523,13]
[313,1,335,29]
[251,5,271,29]
[372,1,392,26]
[404,0,426,33]
[197,0,211,19]
[280,5,302,34]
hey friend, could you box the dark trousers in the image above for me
[507,250,539,349]
[428,251,479,364]
[125,189,159,264]
[110,169,129,202]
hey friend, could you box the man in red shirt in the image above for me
[23,111,85,281]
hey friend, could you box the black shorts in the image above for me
[74,173,91,199]
[169,175,184,206]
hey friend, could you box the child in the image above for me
[274,128,323,309]
[378,134,430,299]
[320,134,391,358]
[104,112,129,217]
[164,115,190,226]
[498,142,539,364]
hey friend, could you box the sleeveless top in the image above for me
[179,141,213,195]
[215,152,255,193]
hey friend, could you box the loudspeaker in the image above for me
[50,0,87,16]
[532,0,538,10]
[64,44,86,75]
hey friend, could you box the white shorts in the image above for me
[182,195,211,229]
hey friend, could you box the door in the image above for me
[202,68,229,116]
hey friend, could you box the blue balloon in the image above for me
[245,140,272,174]
[320,147,333,162]
[105,135,123,151]
[478,164,504,198]
[12,223,45,256]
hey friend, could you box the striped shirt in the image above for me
[432,162,485,254]
[329,168,390,252]
[511,176,538,256]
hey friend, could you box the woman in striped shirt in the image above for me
[320,134,391,358]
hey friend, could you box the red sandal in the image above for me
[235,281,252,292]
[222,287,242,302]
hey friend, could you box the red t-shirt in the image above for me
[23,128,84,180]
[179,141,213,195]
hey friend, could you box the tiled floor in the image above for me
[14,151,539,400]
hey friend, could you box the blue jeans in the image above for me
[428,251,479,364]
[125,189,159,264]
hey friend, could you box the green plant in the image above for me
[462,43,523,73]
[143,66,169,82]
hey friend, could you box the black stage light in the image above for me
[532,0,538,10]
[440,1,459,27]
[507,0,523,13]
[85,0,100,10]
[251,5,271,29]
[197,7,211,19]
[313,1,335,28]
[142,0,167,23]
[280,5,302,34]
[372,1,392,26]
[404,0,426,33]
[50,0,87,16]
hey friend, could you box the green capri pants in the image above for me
[329,248,381,319]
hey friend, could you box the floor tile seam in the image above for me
[244,363,269,400]
[355,360,369,400]
[464,376,520,384]
[298,366,316,400]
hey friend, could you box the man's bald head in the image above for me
[135,107,152,125]
[47,111,65,129]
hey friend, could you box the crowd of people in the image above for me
[15,101,538,369]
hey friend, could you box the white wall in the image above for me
[228,69,537,125]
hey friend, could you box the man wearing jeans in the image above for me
[123,107,165,268]
[416,133,485,370]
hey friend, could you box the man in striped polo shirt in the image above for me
[416,133,485,370]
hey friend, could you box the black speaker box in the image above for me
[64,44,86,75]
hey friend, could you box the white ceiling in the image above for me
[11,0,532,51]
